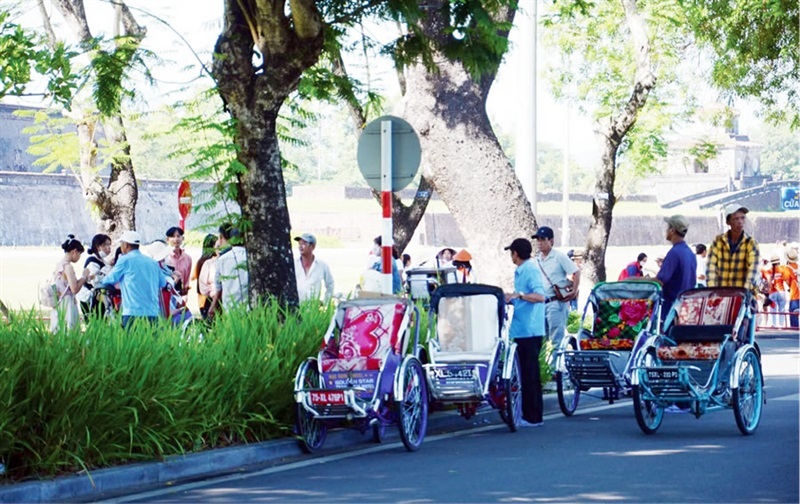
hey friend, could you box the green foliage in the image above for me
[16,109,80,174]
[753,121,800,180]
[541,0,697,178]
[681,0,799,128]
[0,300,332,480]
[0,11,77,106]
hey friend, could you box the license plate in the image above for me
[434,367,474,382]
[647,369,679,380]
[309,390,346,405]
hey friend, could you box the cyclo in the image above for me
[555,280,663,416]
[293,295,428,452]
[631,287,765,435]
[422,283,522,431]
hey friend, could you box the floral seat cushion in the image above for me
[321,303,406,372]
[657,342,721,361]
[581,298,652,350]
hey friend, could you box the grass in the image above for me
[0,300,333,480]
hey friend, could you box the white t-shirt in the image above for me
[214,246,249,310]
[295,256,334,301]
[696,256,707,286]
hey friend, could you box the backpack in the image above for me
[39,269,66,308]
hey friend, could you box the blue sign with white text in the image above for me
[781,187,800,211]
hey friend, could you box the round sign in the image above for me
[357,115,421,192]
[178,180,192,219]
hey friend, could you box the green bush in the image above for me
[0,300,332,480]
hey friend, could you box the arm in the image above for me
[64,263,88,294]
[323,263,335,301]
[706,238,720,287]
[746,238,760,291]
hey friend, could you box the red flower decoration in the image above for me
[608,326,621,338]
[619,300,648,326]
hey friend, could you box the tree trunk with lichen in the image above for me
[45,0,144,238]
[212,0,324,306]
[400,0,536,287]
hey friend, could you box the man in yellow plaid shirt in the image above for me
[707,204,760,292]
[707,204,760,367]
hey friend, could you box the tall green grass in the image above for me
[0,300,332,480]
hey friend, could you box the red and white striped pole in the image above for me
[380,119,393,295]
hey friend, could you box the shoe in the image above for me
[518,420,544,428]
[665,404,690,414]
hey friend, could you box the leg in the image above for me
[515,337,542,424]
[790,299,799,329]
[545,301,569,367]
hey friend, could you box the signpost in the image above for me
[780,187,799,211]
[177,180,192,230]
[357,116,421,294]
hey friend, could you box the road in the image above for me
[116,336,799,503]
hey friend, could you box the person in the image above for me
[142,239,191,326]
[77,233,112,316]
[757,258,772,327]
[437,247,456,268]
[785,248,799,329]
[452,249,475,283]
[653,215,697,321]
[49,235,90,332]
[367,235,402,294]
[619,253,647,280]
[695,243,708,287]
[94,230,169,328]
[767,254,790,328]
[503,238,546,428]
[706,204,760,392]
[164,226,192,297]
[532,226,580,360]
[706,204,760,293]
[294,233,334,302]
[192,234,218,319]
[566,249,583,311]
[208,223,249,318]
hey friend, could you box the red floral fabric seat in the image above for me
[580,298,652,350]
[321,302,406,372]
[657,290,743,361]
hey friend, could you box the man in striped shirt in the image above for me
[706,204,760,292]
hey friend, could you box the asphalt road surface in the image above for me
[115,335,799,503]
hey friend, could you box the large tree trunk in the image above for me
[583,0,656,283]
[401,1,535,287]
[45,0,144,237]
[213,0,324,306]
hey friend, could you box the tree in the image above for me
[399,0,537,285]
[682,0,799,129]
[211,0,524,304]
[0,9,75,104]
[38,0,147,236]
[541,0,693,282]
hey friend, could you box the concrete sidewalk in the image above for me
[0,393,568,503]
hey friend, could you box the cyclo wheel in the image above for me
[503,352,523,431]
[295,359,328,453]
[633,351,663,435]
[395,357,428,452]
[557,339,580,416]
[733,347,763,435]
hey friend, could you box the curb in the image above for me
[0,394,563,503]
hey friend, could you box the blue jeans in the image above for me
[121,315,159,329]
[790,299,799,328]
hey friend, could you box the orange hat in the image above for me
[453,249,472,262]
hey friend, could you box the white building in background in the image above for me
[653,106,769,206]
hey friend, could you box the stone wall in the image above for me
[1,172,797,247]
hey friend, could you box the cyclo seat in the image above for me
[657,288,745,361]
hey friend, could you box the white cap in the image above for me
[141,240,170,262]
[119,230,143,245]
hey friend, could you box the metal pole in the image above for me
[380,120,394,295]
[531,0,538,215]
[561,100,570,247]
